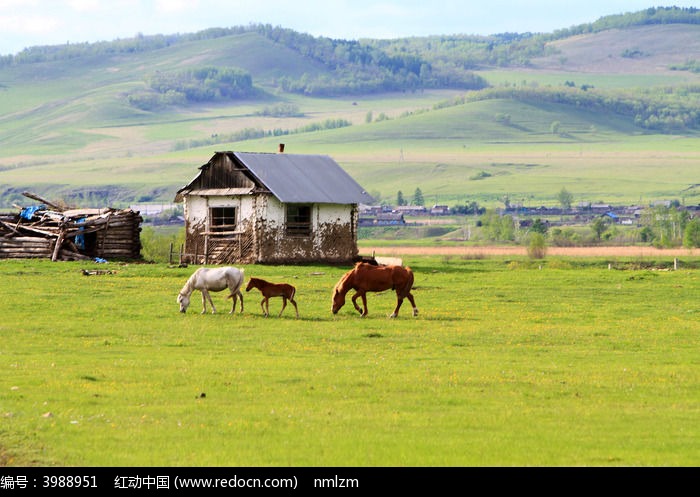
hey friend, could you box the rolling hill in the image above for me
[1,8,700,210]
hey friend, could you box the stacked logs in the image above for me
[0,192,143,261]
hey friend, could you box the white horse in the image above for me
[177,266,245,314]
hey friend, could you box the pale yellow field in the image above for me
[366,245,700,258]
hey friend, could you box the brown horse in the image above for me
[245,277,299,318]
[331,262,418,318]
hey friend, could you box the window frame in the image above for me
[209,206,237,235]
[285,204,312,237]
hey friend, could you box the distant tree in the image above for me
[591,217,608,241]
[640,205,690,247]
[550,121,561,134]
[495,113,511,125]
[480,210,515,242]
[397,190,406,206]
[413,188,424,206]
[557,187,573,209]
[683,218,700,248]
[451,201,483,215]
[365,111,373,123]
[531,218,548,234]
[639,226,655,243]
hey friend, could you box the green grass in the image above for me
[1,256,698,466]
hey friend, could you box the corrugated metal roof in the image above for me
[234,152,373,204]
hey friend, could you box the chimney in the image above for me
[278,143,285,153]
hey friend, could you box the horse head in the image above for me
[331,285,345,314]
[177,292,190,313]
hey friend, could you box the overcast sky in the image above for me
[1,1,698,56]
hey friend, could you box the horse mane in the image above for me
[334,267,355,294]
[179,270,198,296]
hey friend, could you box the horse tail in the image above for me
[226,269,245,300]
[223,268,244,295]
[234,268,245,293]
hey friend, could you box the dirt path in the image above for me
[365,246,700,258]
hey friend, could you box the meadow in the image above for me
[1,254,698,467]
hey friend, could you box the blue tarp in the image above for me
[20,205,45,220]
[74,217,87,249]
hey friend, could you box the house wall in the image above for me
[182,194,358,264]
[255,196,358,264]
[184,195,252,232]
[183,194,253,263]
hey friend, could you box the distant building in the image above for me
[394,205,427,215]
[430,205,450,215]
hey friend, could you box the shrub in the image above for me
[140,226,185,263]
[527,232,547,259]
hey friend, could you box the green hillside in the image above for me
[2,8,700,209]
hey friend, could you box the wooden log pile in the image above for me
[0,192,143,261]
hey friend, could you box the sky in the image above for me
[1,0,699,56]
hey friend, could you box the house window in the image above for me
[209,206,236,235]
[286,204,311,237]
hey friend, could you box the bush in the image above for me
[140,226,185,263]
[527,232,547,259]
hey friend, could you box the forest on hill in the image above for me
[3,7,700,132]
[2,6,699,99]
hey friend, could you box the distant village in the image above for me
[359,201,700,228]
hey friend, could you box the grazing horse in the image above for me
[245,277,299,318]
[331,262,418,318]
[177,266,244,314]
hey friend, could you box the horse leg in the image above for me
[290,298,299,318]
[260,297,268,317]
[351,291,364,315]
[205,290,217,314]
[229,292,237,314]
[201,290,215,314]
[406,292,418,316]
[228,284,243,314]
[278,297,287,317]
[362,292,369,317]
[230,290,243,314]
[389,294,405,318]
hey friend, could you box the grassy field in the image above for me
[1,255,698,467]
[3,39,700,211]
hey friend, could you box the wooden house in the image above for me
[173,149,373,264]
[0,192,142,261]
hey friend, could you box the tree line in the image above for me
[4,7,700,98]
[127,66,257,110]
